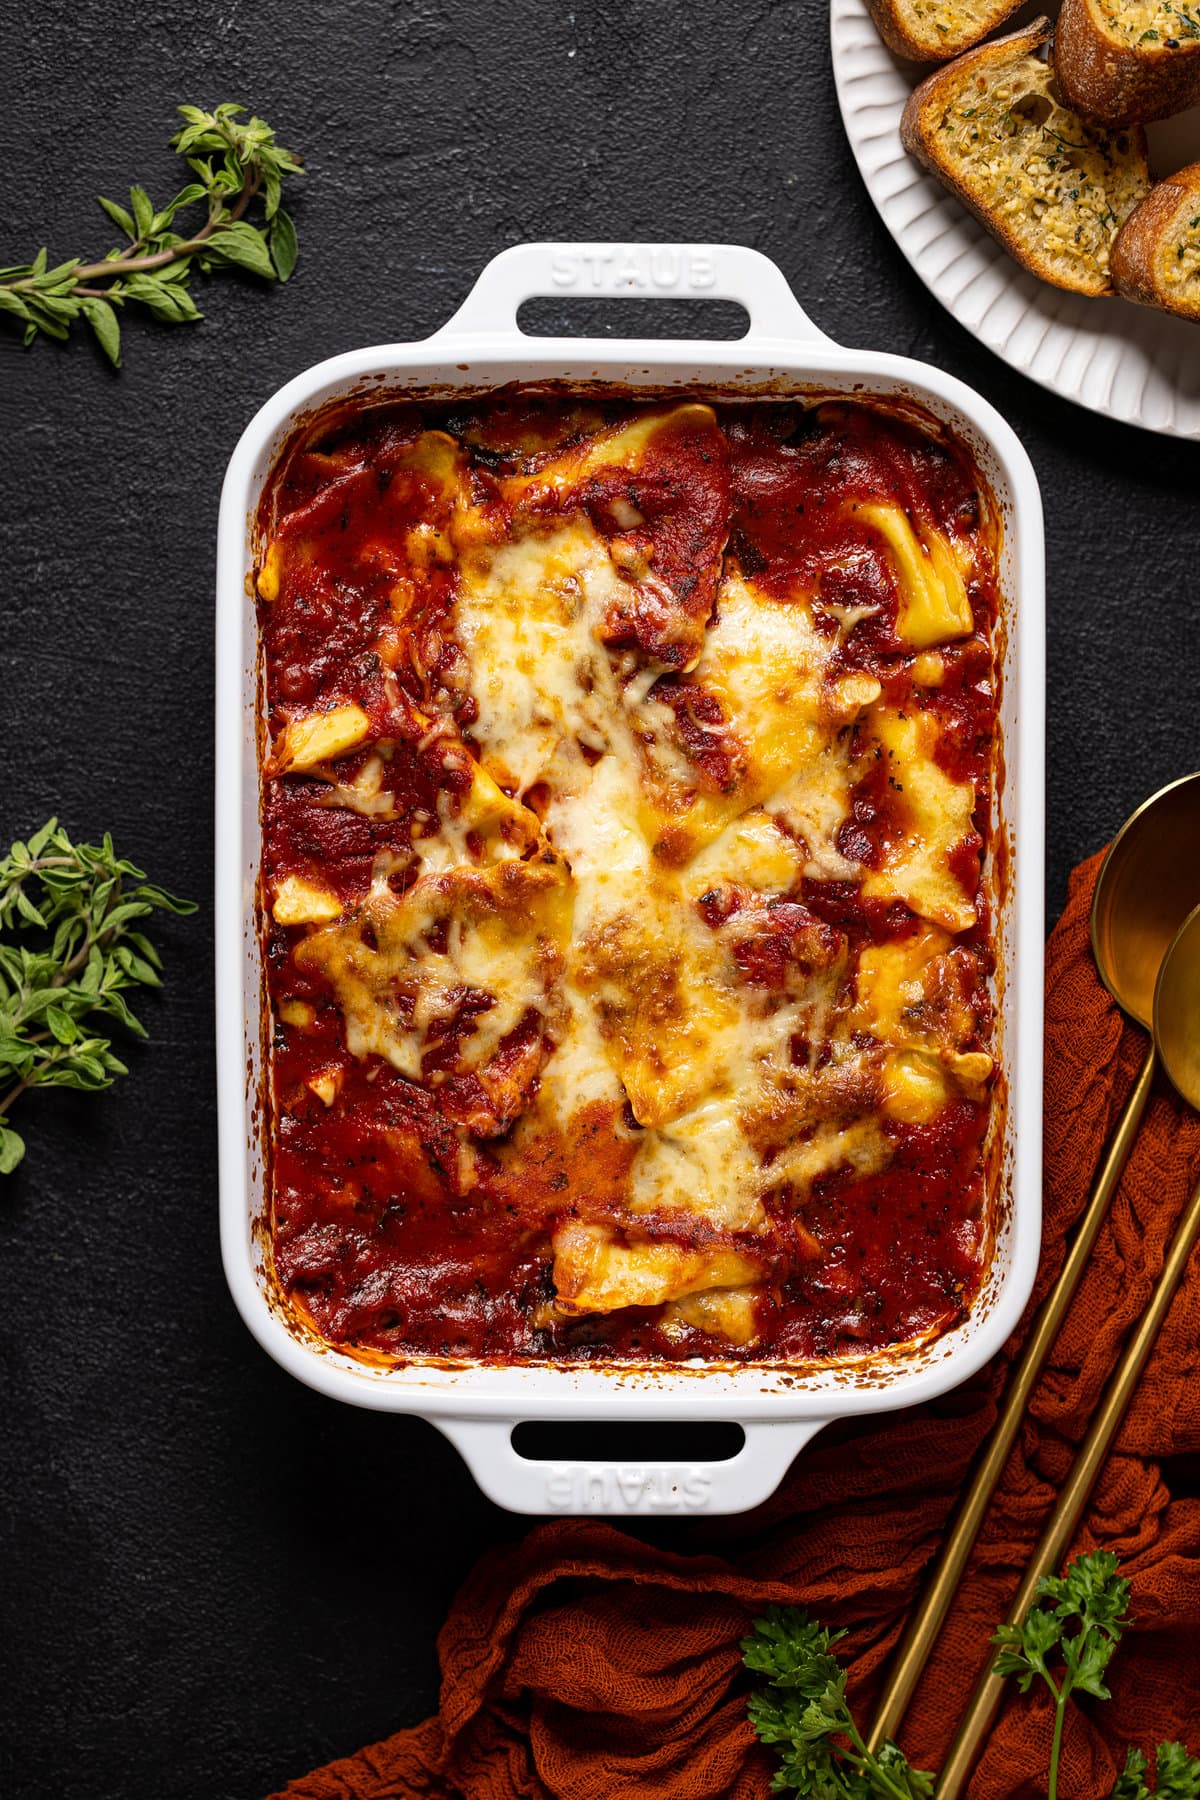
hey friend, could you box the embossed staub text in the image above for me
[549,247,717,294]
[543,1463,712,1513]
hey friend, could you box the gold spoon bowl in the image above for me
[1156,902,1200,1114]
[1092,770,1200,1033]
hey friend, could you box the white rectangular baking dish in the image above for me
[216,241,1045,1516]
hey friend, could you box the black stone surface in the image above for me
[2,5,1198,1797]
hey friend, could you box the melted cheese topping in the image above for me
[273,428,993,1340]
[296,858,571,1080]
[689,576,881,847]
[860,708,980,931]
[454,518,633,796]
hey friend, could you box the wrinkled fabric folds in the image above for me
[276,852,1200,1800]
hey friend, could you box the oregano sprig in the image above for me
[0,819,196,1173]
[0,103,303,367]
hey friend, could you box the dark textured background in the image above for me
[2,3,1198,1796]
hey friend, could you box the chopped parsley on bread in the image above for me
[900,19,1151,295]
[1056,0,1200,125]
[865,0,1025,62]
[1111,161,1200,317]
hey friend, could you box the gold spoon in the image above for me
[868,770,1200,1755]
[937,896,1200,1796]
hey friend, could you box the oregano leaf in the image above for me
[269,208,298,281]
[207,221,276,278]
[0,1125,25,1175]
[82,298,122,367]
[129,184,155,239]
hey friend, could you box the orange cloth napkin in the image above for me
[275,850,1200,1800]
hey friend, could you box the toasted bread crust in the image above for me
[1111,163,1200,318]
[1056,0,1200,124]
[900,20,1149,296]
[865,0,1024,62]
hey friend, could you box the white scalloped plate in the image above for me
[831,0,1200,437]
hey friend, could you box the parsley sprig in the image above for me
[745,1554,1200,1800]
[1114,1742,1200,1800]
[0,103,302,367]
[994,1553,1200,1800]
[742,1610,933,1797]
[992,1550,1131,1800]
[0,819,196,1173]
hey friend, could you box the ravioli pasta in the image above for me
[259,392,1000,1363]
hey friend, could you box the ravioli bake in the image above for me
[256,390,1002,1363]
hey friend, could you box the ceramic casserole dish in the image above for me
[216,241,1045,1515]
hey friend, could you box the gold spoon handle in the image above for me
[937,1159,1200,1798]
[867,1043,1158,1754]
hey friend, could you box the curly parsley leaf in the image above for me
[0,819,196,1171]
[1150,1743,1200,1800]
[992,1551,1132,1800]
[743,1608,933,1799]
[1113,1743,1200,1800]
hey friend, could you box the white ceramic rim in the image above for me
[830,0,1200,441]
[216,242,1046,1514]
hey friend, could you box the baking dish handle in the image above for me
[432,1416,829,1516]
[431,242,835,348]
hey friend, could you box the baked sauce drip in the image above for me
[260,390,1000,1364]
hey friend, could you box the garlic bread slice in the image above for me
[1057,0,1200,126]
[866,0,1024,63]
[901,19,1151,295]
[1111,161,1200,319]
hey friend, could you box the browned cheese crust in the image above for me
[1056,0,1200,125]
[1111,161,1200,317]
